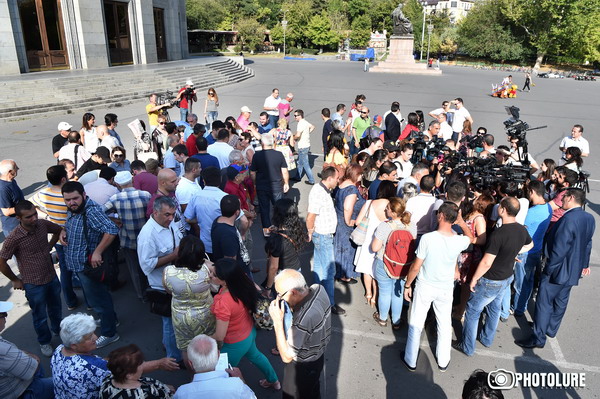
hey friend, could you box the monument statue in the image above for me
[391,3,413,36]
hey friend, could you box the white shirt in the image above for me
[451,107,471,132]
[100,136,119,151]
[490,197,529,227]
[175,176,202,206]
[559,135,589,162]
[174,371,256,399]
[395,159,413,179]
[58,143,90,171]
[82,128,99,153]
[296,119,312,149]
[264,95,280,116]
[307,183,337,235]
[137,217,182,290]
[83,178,119,207]
[439,121,453,141]
[406,193,437,235]
[207,141,233,168]
[415,231,471,289]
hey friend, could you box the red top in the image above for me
[178,87,196,110]
[186,134,198,156]
[400,124,419,140]
[211,288,253,344]
[224,181,250,211]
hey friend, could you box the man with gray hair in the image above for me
[0,159,24,237]
[269,269,331,398]
[163,135,184,176]
[175,334,256,398]
[397,162,429,198]
[250,134,289,237]
[137,195,183,363]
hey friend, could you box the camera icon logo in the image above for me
[488,369,516,390]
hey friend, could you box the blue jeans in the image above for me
[180,108,188,123]
[374,258,404,324]
[55,244,78,308]
[349,139,359,157]
[268,114,279,128]
[312,233,335,305]
[296,147,315,183]
[205,111,218,132]
[462,276,513,356]
[24,276,62,345]
[513,251,541,315]
[21,366,54,399]
[76,272,117,337]
[256,189,283,228]
[161,316,182,362]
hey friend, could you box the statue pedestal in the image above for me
[370,35,442,75]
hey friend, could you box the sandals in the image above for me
[365,295,376,308]
[270,347,280,356]
[259,379,281,390]
[373,311,388,327]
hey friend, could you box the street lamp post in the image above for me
[426,24,433,63]
[282,19,287,56]
[420,5,426,61]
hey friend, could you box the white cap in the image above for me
[240,106,252,113]
[185,79,194,86]
[57,122,72,131]
[0,301,14,313]
[114,171,133,186]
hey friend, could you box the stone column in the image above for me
[0,0,22,75]
[72,0,109,69]
[134,0,157,64]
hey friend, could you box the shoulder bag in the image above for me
[350,200,372,246]
[145,227,175,318]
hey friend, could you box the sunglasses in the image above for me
[113,153,124,157]
[159,122,166,125]
[361,111,368,114]
[276,289,290,299]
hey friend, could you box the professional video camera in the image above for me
[157,90,176,107]
[461,133,484,150]
[409,130,428,164]
[183,85,195,97]
[502,106,547,166]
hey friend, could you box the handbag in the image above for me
[145,288,172,317]
[81,210,112,283]
[350,200,372,246]
[253,296,273,330]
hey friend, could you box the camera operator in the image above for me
[506,136,540,174]
[176,80,197,123]
[482,134,495,154]
[146,93,171,133]
[424,121,441,140]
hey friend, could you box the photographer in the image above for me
[146,93,171,133]
[176,80,197,123]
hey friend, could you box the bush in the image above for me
[303,48,319,55]
[233,45,242,53]
[288,48,302,55]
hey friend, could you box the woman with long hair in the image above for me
[563,147,583,172]
[370,197,414,328]
[263,198,307,293]
[334,164,366,284]
[80,112,98,153]
[163,236,217,363]
[353,180,397,307]
[324,130,348,179]
[204,88,219,131]
[400,112,419,140]
[362,149,388,189]
[453,194,495,320]
[210,258,280,390]
[537,158,556,183]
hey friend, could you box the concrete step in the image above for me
[0,58,253,121]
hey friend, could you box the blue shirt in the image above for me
[65,199,119,272]
[205,133,217,145]
[163,149,182,176]
[258,122,273,134]
[524,202,552,253]
[108,128,124,147]
[108,160,131,173]
[368,179,382,200]
[174,371,256,399]
[183,186,227,253]
[0,179,24,235]
[184,125,194,141]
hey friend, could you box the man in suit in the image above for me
[516,188,595,348]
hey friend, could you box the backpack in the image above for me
[383,223,416,279]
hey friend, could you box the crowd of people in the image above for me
[0,86,595,399]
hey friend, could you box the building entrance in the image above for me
[104,0,133,66]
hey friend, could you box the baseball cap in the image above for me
[240,106,252,113]
[114,171,133,186]
[0,301,14,313]
[383,140,399,152]
[226,164,248,180]
[58,122,72,131]
[94,147,112,163]
[185,79,194,86]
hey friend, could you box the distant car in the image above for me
[538,72,564,79]
[574,73,596,81]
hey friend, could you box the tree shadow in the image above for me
[21,180,47,197]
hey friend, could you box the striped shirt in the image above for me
[32,186,68,226]
[0,337,38,399]
[288,284,331,362]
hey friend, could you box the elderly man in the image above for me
[269,269,331,399]
[0,201,63,357]
[58,131,90,172]
[96,125,119,151]
[183,113,199,141]
[175,335,256,398]
[60,181,119,349]
[0,301,55,399]
[138,196,183,363]
[104,171,151,301]
[163,135,183,176]
[53,122,72,158]
[279,92,294,123]
[0,159,25,237]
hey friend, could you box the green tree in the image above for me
[348,0,370,23]
[457,0,525,62]
[307,12,339,51]
[187,0,228,30]
[235,18,266,52]
[402,0,424,52]
[283,0,315,47]
[349,14,372,47]
[270,23,284,46]
[439,26,458,54]
[370,0,396,33]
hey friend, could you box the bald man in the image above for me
[96,125,119,151]
[269,269,331,398]
[145,168,179,217]
[0,160,24,237]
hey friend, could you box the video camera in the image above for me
[157,90,176,107]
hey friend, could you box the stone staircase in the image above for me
[0,58,254,122]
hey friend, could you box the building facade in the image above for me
[0,0,188,76]
[424,0,475,23]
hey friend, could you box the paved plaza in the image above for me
[1,57,599,398]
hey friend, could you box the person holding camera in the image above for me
[177,80,197,123]
[146,94,171,133]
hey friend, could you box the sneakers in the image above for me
[96,334,120,349]
[95,319,121,328]
[40,344,54,357]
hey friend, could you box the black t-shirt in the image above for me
[249,149,286,192]
[211,220,249,272]
[483,223,532,280]
[76,158,104,178]
[265,230,300,271]
[322,119,333,145]
[52,134,68,155]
